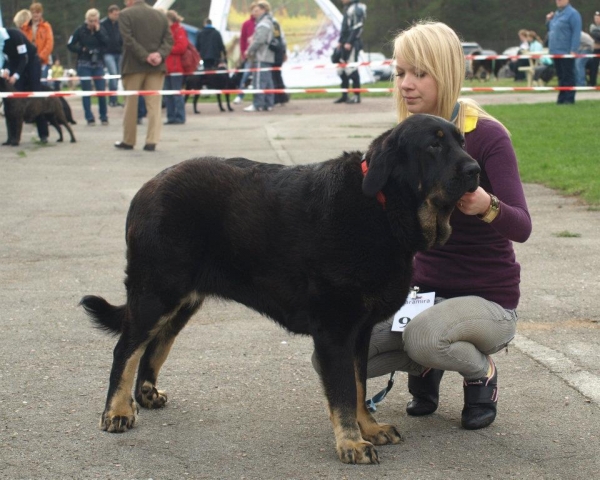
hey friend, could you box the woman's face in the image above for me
[86,16,99,30]
[395,55,439,115]
[31,11,42,23]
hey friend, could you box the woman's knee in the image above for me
[402,316,444,364]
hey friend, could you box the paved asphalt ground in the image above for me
[1,92,599,479]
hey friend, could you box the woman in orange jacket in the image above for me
[21,3,54,79]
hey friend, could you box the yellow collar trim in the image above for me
[464,105,478,133]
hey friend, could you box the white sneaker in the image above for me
[264,107,273,112]
[244,105,257,112]
[233,96,242,105]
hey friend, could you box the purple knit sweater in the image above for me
[412,118,532,309]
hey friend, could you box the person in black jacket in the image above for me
[101,5,123,107]
[333,0,366,104]
[67,8,109,125]
[0,27,49,143]
[196,18,227,71]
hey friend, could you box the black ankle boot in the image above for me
[333,94,348,104]
[406,368,444,416]
[461,358,498,430]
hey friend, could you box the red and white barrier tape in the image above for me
[37,53,600,82]
[2,86,600,99]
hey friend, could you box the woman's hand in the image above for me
[456,187,492,216]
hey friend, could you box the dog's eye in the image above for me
[430,141,442,149]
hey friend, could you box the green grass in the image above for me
[485,101,600,205]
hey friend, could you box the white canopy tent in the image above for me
[161,0,372,87]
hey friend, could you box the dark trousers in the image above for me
[15,56,49,140]
[338,47,360,97]
[589,48,600,87]
[554,57,576,104]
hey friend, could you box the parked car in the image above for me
[365,52,393,81]
[461,42,482,55]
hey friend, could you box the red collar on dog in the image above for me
[361,158,386,209]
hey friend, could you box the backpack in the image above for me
[268,20,285,54]
[181,42,201,75]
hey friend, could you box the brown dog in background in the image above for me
[0,78,76,146]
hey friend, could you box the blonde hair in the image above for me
[256,1,271,13]
[392,21,507,134]
[85,8,100,22]
[167,10,184,23]
[14,9,32,28]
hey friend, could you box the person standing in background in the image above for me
[67,8,109,126]
[233,2,257,105]
[50,57,63,91]
[271,17,289,106]
[196,18,227,72]
[0,27,49,144]
[243,1,275,112]
[115,0,173,152]
[101,5,123,107]
[164,10,187,126]
[21,3,54,80]
[546,0,582,104]
[576,31,594,86]
[588,11,600,86]
[333,0,366,104]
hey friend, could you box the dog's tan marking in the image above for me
[330,409,379,464]
[137,293,204,409]
[355,365,404,446]
[101,347,145,432]
[418,190,453,248]
[436,129,444,138]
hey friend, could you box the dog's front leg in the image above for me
[354,326,404,446]
[313,338,379,464]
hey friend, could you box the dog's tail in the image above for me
[80,295,125,335]
[60,98,77,125]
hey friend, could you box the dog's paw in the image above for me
[361,423,404,446]
[135,381,168,409]
[100,398,138,433]
[336,439,379,464]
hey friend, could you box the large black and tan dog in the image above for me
[81,115,480,464]
[0,78,76,145]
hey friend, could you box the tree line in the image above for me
[2,0,599,69]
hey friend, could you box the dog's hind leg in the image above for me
[101,293,174,432]
[63,121,76,143]
[134,294,204,409]
[313,335,379,464]
[353,325,403,446]
[48,118,64,142]
[225,94,234,112]
[216,94,226,112]
[193,95,201,114]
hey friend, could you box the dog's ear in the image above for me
[362,127,405,197]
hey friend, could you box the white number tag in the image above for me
[391,292,435,332]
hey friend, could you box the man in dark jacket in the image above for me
[0,27,49,143]
[333,0,366,104]
[115,0,173,152]
[101,5,123,107]
[196,18,227,71]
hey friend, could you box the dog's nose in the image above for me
[463,162,481,177]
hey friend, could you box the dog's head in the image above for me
[363,114,480,248]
